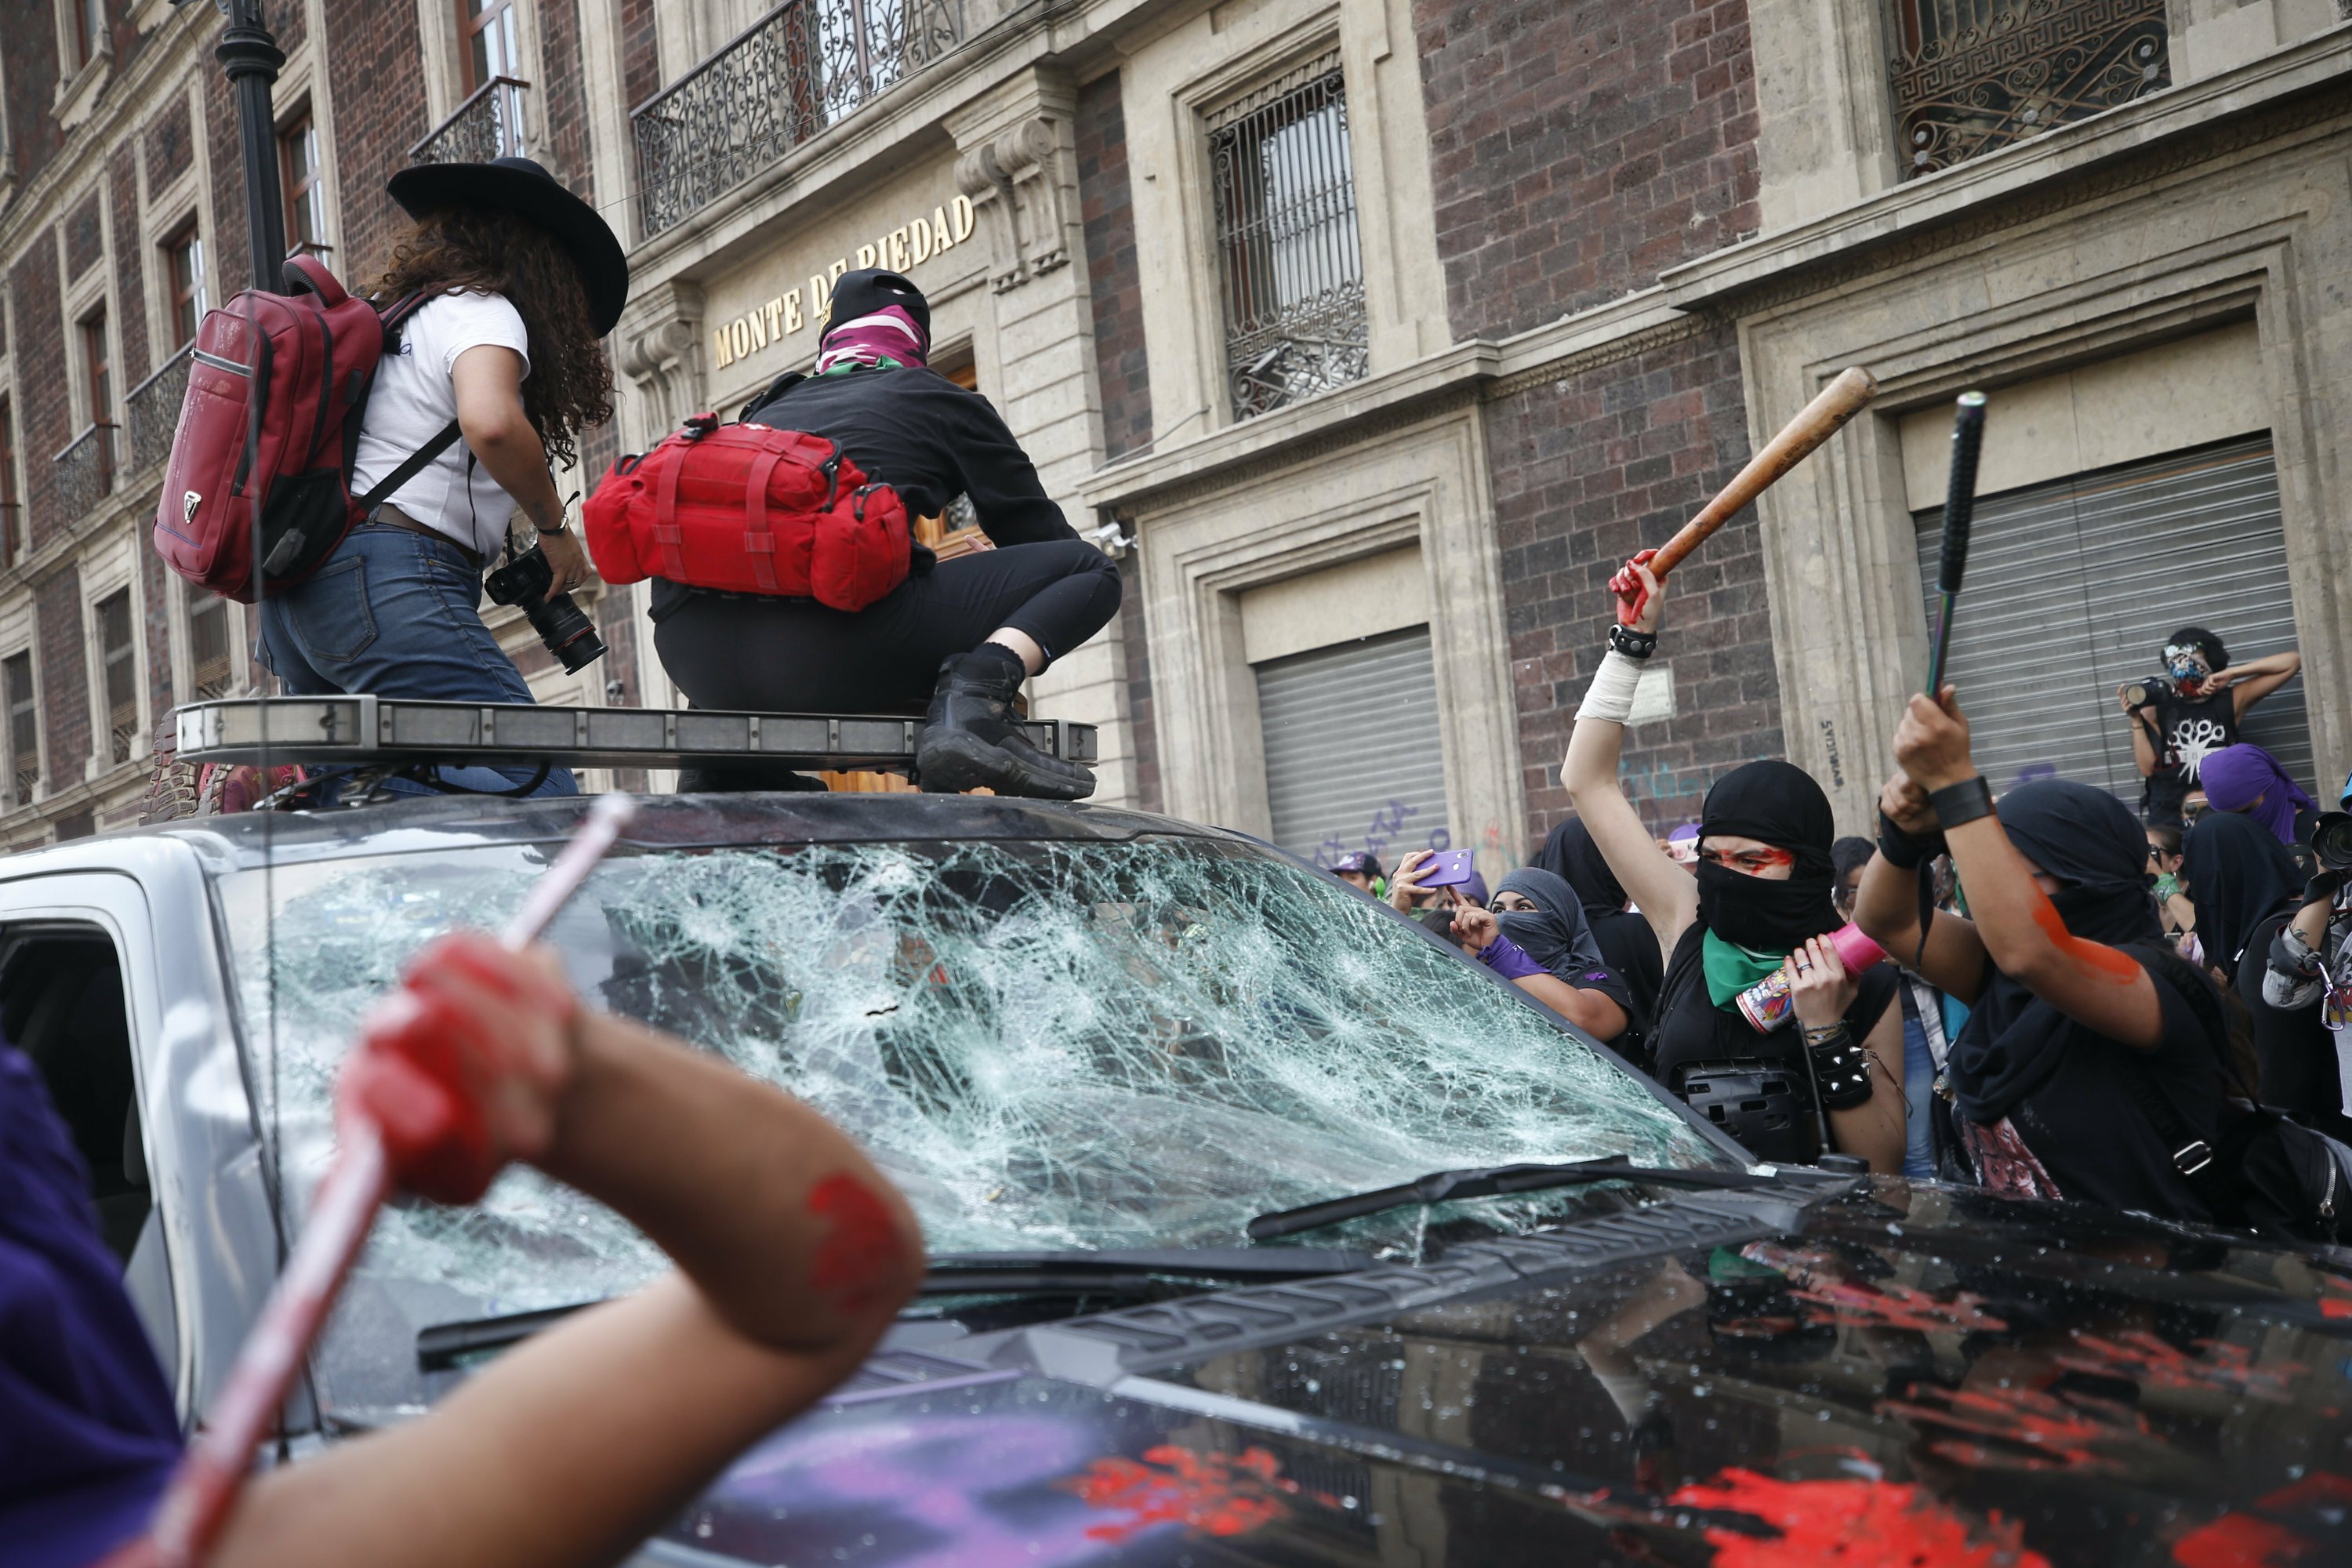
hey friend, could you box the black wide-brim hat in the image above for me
[386,156,629,336]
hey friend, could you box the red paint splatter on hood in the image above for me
[1061,1444,1294,1544]
[1881,1379,2152,1475]
[2172,1474,2352,1567]
[1668,1467,2050,1567]
[1789,1278,2010,1335]
[2053,1330,2298,1403]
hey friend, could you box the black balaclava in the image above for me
[1945,780,2164,1123]
[1692,760,1840,953]
[1534,817,1628,922]
[2183,808,2303,981]
[1493,868,1608,979]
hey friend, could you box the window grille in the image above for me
[5,652,33,807]
[1207,52,1367,420]
[187,583,236,702]
[1886,0,2169,178]
[98,590,136,766]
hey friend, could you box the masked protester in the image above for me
[1856,691,2233,1224]
[649,269,1120,800]
[1534,817,1666,1066]
[2199,742,2318,850]
[2118,626,2301,827]
[2187,809,2346,1128]
[1563,557,1907,1171]
[1487,867,1635,1047]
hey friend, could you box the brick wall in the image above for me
[145,97,194,187]
[538,0,597,199]
[322,0,431,278]
[65,194,103,278]
[10,235,66,550]
[1494,321,1781,839]
[1414,0,1760,339]
[1,15,64,189]
[200,62,251,295]
[1116,553,1160,811]
[35,566,88,789]
[1076,70,1150,462]
[110,147,149,387]
[619,0,662,114]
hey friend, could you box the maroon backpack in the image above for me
[152,254,460,604]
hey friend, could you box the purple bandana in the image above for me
[2201,742,2314,845]
[815,305,930,375]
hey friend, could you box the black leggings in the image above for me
[653,539,1122,713]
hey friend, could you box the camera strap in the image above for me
[356,418,464,511]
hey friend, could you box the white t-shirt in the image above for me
[350,290,532,558]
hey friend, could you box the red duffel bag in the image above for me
[583,412,912,611]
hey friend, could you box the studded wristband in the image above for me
[1802,1022,1873,1111]
[1607,623,1657,660]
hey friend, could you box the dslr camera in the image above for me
[2122,674,2175,711]
[2311,811,2352,874]
[485,544,605,673]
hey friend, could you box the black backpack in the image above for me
[2122,942,2352,1245]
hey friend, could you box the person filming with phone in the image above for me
[1397,845,1631,1042]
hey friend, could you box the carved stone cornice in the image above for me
[955,114,1074,293]
[614,281,705,448]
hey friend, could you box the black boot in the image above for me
[917,647,1095,800]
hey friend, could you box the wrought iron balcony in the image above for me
[412,75,531,165]
[126,345,192,477]
[54,423,118,523]
[633,0,965,239]
[1886,0,2169,178]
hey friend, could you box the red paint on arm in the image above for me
[807,1171,909,1316]
[2027,885,2142,983]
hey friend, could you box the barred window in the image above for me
[186,581,235,701]
[1207,53,1367,421]
[5,652,34,808]
[97,590,136,766]
[1886,0,2169,178]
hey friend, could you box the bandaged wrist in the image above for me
[1576,649,1647,724]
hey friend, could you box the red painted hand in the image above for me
[1609,550,1664,632]
[337,935,580,1205]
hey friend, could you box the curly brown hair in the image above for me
[373,205,614,469]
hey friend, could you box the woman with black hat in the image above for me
[256,156,626,796]
[1563,558,1907,1170]
[647,267,1121,800]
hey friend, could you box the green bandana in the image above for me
[1701,929,1787,1008]
[815,354,905,376]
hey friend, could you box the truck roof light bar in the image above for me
[172,697,1096,775]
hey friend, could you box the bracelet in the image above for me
[1802,1023,1874,1110]
[1876,810,1944,871]
[1928,775,1995,830]
[1608,623,1657,659]
[1800,1021,1853,1049]
[1575,649,1646,724]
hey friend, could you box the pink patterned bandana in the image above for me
[815,306,930,375]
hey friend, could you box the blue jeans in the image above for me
[258,523,575,797]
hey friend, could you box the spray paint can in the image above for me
[1736,923,1888,1033]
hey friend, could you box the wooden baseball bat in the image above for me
[1650,365,1879,577]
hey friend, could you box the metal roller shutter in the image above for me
[1256,626,1451,867]
[1915,434,2314,806]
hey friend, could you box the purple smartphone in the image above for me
[1417,850,1476,889]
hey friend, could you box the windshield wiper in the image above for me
[920,1247,1376,1297]
[1245,1156,1792,1241]
[419,1301,601,1371]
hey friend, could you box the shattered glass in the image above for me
[220,833,1719,1354]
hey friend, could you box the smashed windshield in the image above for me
[221,833,1719,1328]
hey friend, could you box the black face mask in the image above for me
[1695,858,1840,954]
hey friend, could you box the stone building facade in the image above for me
[0,0,2343,881]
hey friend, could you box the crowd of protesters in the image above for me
[1327,563,2350,1236]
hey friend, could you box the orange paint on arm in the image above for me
[2027,887,2140,983]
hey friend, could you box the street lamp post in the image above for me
[172,0,286,292]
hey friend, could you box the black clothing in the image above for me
[2238,910,2343,1119]
[655,539,1120,713]
[1490,868,1636,1042]
[2186,811,2303,983]
[1534,818,1664,1058]
[652,365,1076,622]
[649,363,1120,714]
[1651,922,1900,1163]
[2139,687,2240,825]
[1690,760,1842,953]
[1946,781,2229,1224]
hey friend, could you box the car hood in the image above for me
[630,1181,2352,1567]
